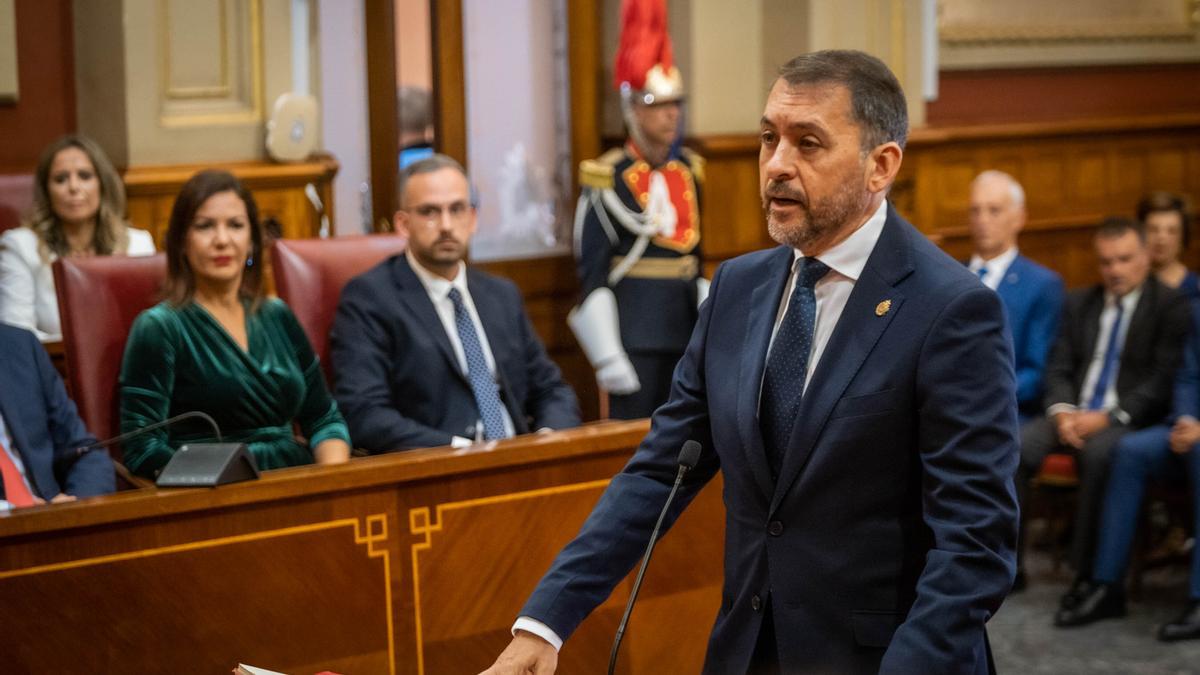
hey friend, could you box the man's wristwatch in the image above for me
[1108,408,1131,426]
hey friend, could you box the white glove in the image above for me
[568,288,642,395]
[596,354,641,395]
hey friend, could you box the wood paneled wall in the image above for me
[122,157,338,245]
[692,114,1200,290]
[0,0,74,172]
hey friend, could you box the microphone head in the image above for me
[678,440,702,469]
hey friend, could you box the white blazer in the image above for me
[0,227,156,341]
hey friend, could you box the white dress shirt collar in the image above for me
[968,247,1019,291]
[795,198,889,279]
[406,250,468,300]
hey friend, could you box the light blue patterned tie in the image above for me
[447,287,508,440]
[760,257,830,479]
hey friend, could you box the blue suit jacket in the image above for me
[522,206,1019,674]
[0,324,114,501]
[330,255,580,452]
[991,255,1063,417]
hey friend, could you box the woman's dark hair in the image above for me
[1136,191,1192,250]
[162,169,264,309]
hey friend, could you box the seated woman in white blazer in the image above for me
[0,134,155,341]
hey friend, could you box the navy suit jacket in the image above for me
[522,206,1019,674]
[992,255,1064,418]
[331,255,580,452]
[0,324,114,501]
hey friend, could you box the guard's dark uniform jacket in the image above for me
[574,142,705,418]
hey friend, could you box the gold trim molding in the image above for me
[409,479,612,675]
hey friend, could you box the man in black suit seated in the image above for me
[1017,217,1190,597]
[0,323,114,508]
[331,154,580,453]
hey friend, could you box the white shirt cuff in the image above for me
[1046,403,1077,419]
[512,617,563,652]
[450,436,474,449]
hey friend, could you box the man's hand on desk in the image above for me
[478,630,557,675]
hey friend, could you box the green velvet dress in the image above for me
[119,298,349,478]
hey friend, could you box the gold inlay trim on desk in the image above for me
[409,479,612,675]
[0,514,396,675]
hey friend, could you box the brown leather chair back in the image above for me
[53,254,167,459]
[0,173,34,233]
[271,235,407,383]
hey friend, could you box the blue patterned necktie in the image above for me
[1087,300,1125,410]
[977,266,988,280]
[447,287,508,440]
[760,257,830,479]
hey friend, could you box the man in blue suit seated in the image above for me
[481,50,1018,675]
[1054,295,1200,639]
[0,323,114,509]
[966,170,1064,422]
[331,154,580,453]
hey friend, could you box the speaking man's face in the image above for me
[396,167,477,278]
[758,79,874,253]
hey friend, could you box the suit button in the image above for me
[751,595,762,612]
[767,520,784,536]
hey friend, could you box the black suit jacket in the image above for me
[1043,277,1190,426]
[0,324,114,500]
[330,255,580,452]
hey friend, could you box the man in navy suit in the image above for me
[0,324,114,508]
[482,50,1018,675]
[331,155,580,453]
[967,170,1064,421]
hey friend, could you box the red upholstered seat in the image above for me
[53,254,167,462]
[271,235,407,383]
[0,173,34,233]
[1036,452,1080,487]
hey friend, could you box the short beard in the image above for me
[764,175,870,251]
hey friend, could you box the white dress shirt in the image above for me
[1047,285,1142,421]
[968,246,1019,292]
[406,250,515,443]
[0,412,33,512]
[0,227,156,341]
[513,199,890,650]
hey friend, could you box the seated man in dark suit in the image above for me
[1054,294,1200,636]
[967,170,1064,421]
[0,324,114,508]
[331,154,580,452]
[1018,217,1190,595]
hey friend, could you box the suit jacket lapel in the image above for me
[1079,289,1104,387]
[0,345,41,499]
[736,246,793,501]
[996,255,1023,306]
[770,206,914,514]
[392,257,470,386]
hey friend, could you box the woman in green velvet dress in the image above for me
[119,170,351,478]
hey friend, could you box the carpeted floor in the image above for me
[989,551,1200,674]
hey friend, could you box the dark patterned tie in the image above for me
[447,288,508,440]
[760,257,830,479]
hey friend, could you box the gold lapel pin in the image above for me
[875,299,892,317]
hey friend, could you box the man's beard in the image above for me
[764,173,870,250]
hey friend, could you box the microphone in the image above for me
[607,440,703,675]
[68,411,224,457]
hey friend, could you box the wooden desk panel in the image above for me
[0,421,724,674]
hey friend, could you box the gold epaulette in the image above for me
[681,147,706,183]
[578,148,624,190]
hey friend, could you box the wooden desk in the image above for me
[0,421,724,674]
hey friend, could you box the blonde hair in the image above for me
[23,134,130,261]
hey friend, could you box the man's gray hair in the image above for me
[396,153,467,208]
[776,50,909,152]
[972,170,1026,209]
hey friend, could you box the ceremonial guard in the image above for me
[568,0,707,419]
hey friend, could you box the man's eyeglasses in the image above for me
[404,200,473,230]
